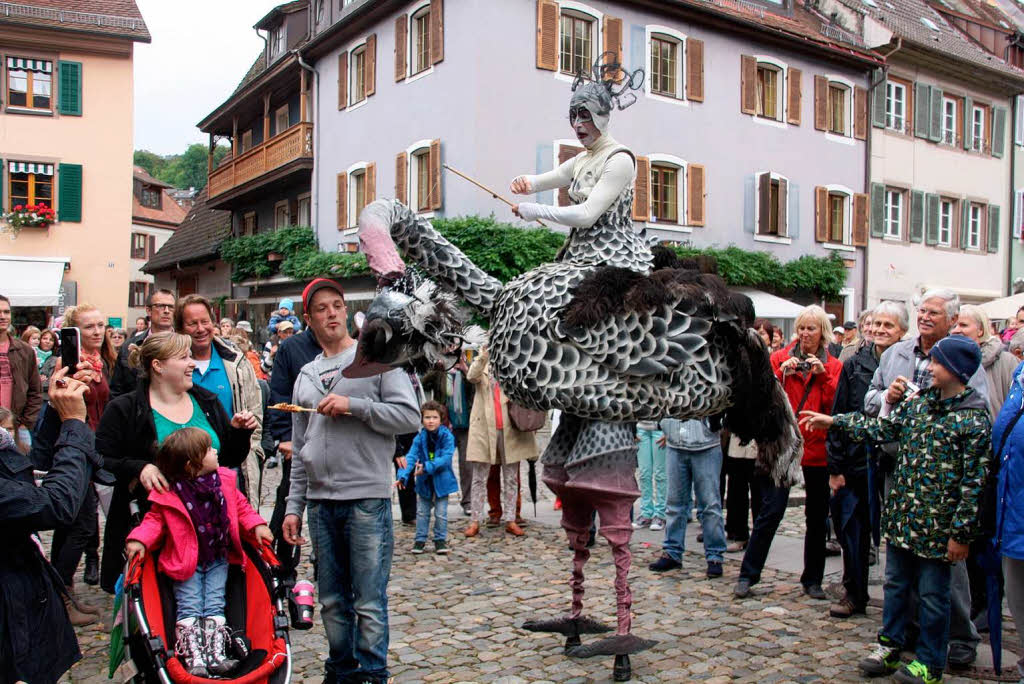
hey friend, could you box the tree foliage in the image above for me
[134,143,230,191]
[432,215,566,283]
[675,245,848,299]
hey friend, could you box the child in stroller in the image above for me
[126,427,273,676]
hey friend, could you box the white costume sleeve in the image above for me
[516,153,635,228]
[518,157,576,193]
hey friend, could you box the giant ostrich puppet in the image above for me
[344,57,802,680]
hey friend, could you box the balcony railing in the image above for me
[208,122,313,198]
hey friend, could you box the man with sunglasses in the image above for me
[109,289,177,397]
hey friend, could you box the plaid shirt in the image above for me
[912,339,933,390]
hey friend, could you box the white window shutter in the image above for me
[1017,95,1024,147]
[1015,189,1024,240]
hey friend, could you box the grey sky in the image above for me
[133,0,282,155]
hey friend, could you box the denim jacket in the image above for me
[660,418,720,451]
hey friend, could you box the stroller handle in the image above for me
[256,537,282,568]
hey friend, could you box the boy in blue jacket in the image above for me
[396,400,458,554]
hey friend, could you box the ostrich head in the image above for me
[344,204,485,378]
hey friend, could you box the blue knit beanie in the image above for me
[278,298,294,312]
[929,335,981,385]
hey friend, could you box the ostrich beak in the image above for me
[343,318,397,379]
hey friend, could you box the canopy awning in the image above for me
[0,256,68,306]
[9,161,53,175]
[6,57,51,73]
[978,292,1024,320]
[733,287,806,320]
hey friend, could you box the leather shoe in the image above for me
[804,584,828,600]
[505,521,525,536]
[733,578,752,598]
[648,554,682,572]
[829,596,866,618]
[464,522,480,538]
[83,555,99,586]
[947,642,977,667]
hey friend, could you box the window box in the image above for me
[3,203,55,233]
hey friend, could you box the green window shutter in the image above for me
[57,61,82,116]
[988,204,1001,253]
[963,97,974,151]
[872,74,887,128]
[961,201,971,250]
[870,182,885,238]
[992,106,1007,158]
[910,190,925,243]
[929,87,943,142]
[58,163,82,222]
[914,83,931,139]
[924,193,939,245]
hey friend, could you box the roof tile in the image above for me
[143,187,231,273]
[0,0,151,42]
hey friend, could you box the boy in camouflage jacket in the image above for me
[800,335,991,684]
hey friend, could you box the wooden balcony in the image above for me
[208,122,313,200]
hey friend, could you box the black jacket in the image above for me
[109,328,150,398]
[268,329,321,443]
[826,343,879,477]
[95,380,253,593]
[0,414,97,683]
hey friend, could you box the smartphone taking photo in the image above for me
[60,327,80,373]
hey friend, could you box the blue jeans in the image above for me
[739,474,790,583]
[415,494,448,542]
[663,445,727,562]
[173,558,228,621]
[881,545,952,671]
[637,428,667,520]
[830,472,870,608]
[308,498,394,682]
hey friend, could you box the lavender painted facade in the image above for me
[309,0,875,315]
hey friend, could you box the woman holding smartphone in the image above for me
[49,304,118,623]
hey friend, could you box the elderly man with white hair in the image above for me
[864,288,989,667]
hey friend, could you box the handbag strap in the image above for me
[795,374,818,414]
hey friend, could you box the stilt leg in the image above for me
[596,495,634,635]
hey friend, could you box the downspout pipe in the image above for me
[1009,93,1017,297]
[296,50,319,250]
[862,37,902,311]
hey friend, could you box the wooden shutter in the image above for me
[852,193,868,246]
[854,86,868,140]
[632,156,650,222]
[963,96,974,150]
[148,235,157,259]
[57,61,82,116]
[870,183,885,238]
[914,83,930,138]
[365,34,377,97]
[814,186,828,242]
[929,87,943,142]
[557,144,582,206]
[989,204,1001,253]
[337,51,348,109]
[786,67,801,125]
[910,189,925,243]
[429,139,442,210]
[396,152,408,205]
[602,15,623,81]
[777,178,788,237]
[536,0,559,71]
[366,162,376,205]
[58,163,82,223]
[686,39,704,102]
[687,163,706,226]
[992,106,1007,158]
[813,76,828,131]
[395,15,408,82]
[336,172,347,229]
[740,55,757,115]
[872,72,887,128]
[430,0,444,64]
[757,173,770,234]
[925,193,940,246]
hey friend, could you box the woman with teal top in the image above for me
[95,331,257,594]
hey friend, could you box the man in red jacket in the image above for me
[734,305,842,599]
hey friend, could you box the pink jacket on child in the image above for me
[127,467,266,581]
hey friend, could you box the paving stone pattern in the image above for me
[60,465,1014,683]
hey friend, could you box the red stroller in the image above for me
[119,536,295,683]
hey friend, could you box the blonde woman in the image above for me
[95,331,257,594]
[954,304,1017,417]
[735,305,843,599]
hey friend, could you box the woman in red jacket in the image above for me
[734,305,842,600]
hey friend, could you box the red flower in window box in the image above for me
[3,202,56,234]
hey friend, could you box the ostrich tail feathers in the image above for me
[723,328,803,487]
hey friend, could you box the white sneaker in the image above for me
[650,518,665,531]
[632,517,652,529]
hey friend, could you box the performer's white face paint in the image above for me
[569,105,603,148]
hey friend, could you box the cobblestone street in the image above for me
[61,465,1017,683]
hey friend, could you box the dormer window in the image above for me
[270,25,285,59]
[140,186,162,209]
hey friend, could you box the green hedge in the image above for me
[219,219,847,298]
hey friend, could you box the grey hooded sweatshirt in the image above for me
[285,345,421,518]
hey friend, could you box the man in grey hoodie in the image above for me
[281,278,420,684]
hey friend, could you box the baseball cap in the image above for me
[843,320,857,330]
[302,277,345,312]
[277,320,295,332]
[236,320,253,332]
[832,326,844,334]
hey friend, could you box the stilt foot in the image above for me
[521,615,614,635]
[566,633,657,658]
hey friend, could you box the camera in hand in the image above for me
[794,360,812,373]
